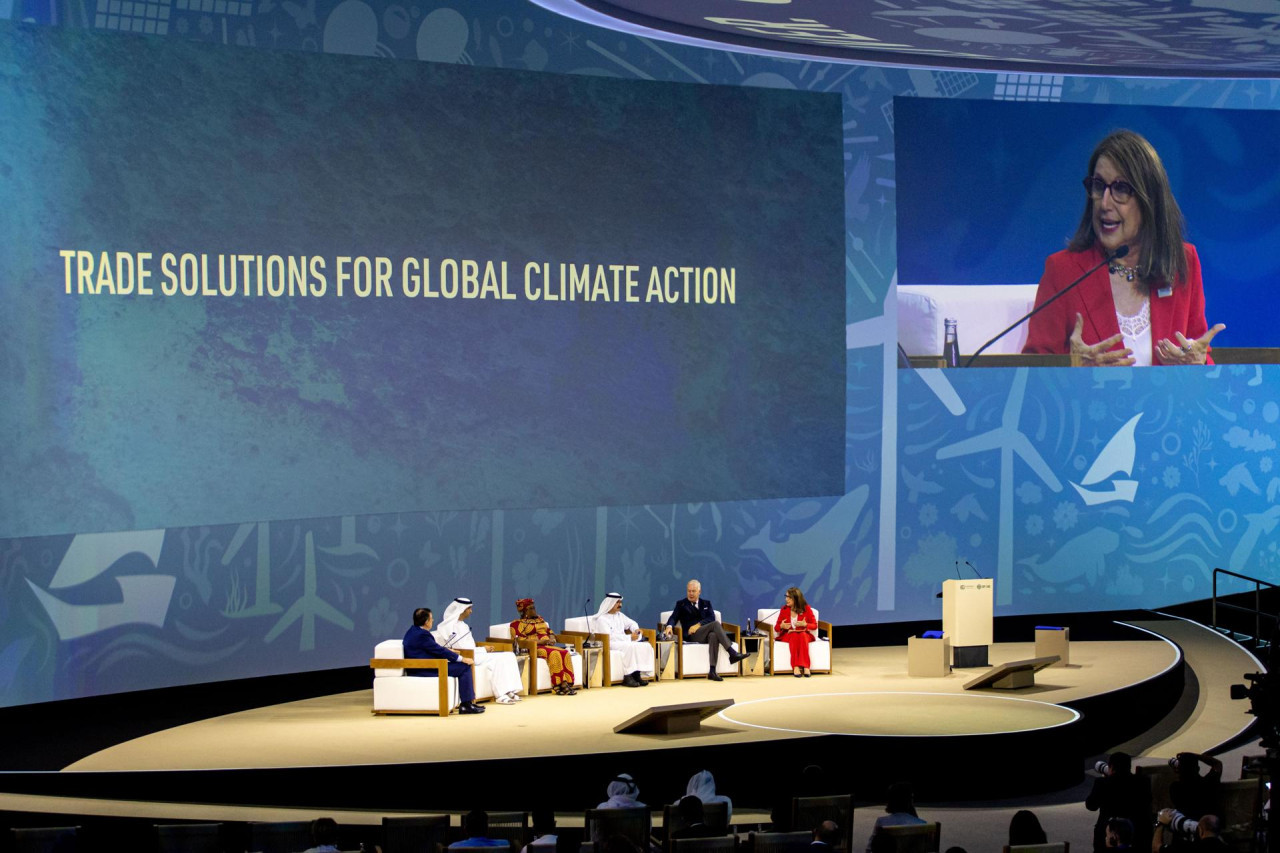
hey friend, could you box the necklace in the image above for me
[1108,260,1137,282]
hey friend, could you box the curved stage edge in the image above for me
[0,620,1194,811]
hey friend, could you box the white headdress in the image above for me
[595,592,624,618]
[606,773,639,801]
[435,597,473,646]
[678,770,732,818]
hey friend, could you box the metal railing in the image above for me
[1212,567,1279,649]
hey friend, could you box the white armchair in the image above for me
[470,654,496,702]
[370,639,459,716]
[897,284,1040,358]
[659,610,740,678]
[757,608,832,675]
[563,616,657,686]
[488,621,584,695]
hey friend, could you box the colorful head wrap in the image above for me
[516,597,534,613]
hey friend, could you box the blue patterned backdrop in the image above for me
[3,0,1280,707]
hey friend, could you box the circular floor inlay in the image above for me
[718,692,1078,737]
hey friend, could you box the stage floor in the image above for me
[66,638,1177,773]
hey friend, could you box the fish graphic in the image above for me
[1019,527,1120,585]
[742,485,870,593]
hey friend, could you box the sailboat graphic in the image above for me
[1071,414,1142,506]
[24,529,174,641]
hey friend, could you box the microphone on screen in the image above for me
[963,245,1129,368]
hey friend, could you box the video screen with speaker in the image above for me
[894,96,1280,356]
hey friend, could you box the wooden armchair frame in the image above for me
[758,615,833,676]
[369,654,472,717]
[492,624,585,695]
[674,620,741,679]
[562,628,658,686]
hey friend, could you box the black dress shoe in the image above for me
[459,702,485,714]
[707,671,724,682]
[728,650,749,665]
[622,674,640,687]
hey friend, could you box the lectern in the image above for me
[941,578,993,667]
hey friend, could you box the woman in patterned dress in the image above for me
[514,597,577,695]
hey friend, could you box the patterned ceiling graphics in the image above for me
[530,0,1280,77]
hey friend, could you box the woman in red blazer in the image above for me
[775,586,817,677]
[1023,130,1223,366]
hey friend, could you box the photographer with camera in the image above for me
[1087,752,1152,852]
[1152,809,1227,852]
[1168,752,1223,822]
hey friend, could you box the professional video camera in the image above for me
[1230,620,1280,853]
[1232,628,1280,749]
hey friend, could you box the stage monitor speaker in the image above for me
[614,699,734,735]
[962,655,1059,690]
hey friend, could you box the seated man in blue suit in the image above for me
[404,607,485,715]
[662,579,748,681]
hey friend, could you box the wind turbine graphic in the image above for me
[846,308,900,611]
[935,368,1062,606]
[847,275,967,612]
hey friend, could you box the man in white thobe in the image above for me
[593,592,655,687]
[435,597,524,704]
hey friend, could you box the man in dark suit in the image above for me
[404,607,485,715]
[662,579,747,682]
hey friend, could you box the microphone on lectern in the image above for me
[937,561,964,597]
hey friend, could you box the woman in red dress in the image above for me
[775,586,817,677]
[513,598,577,695]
